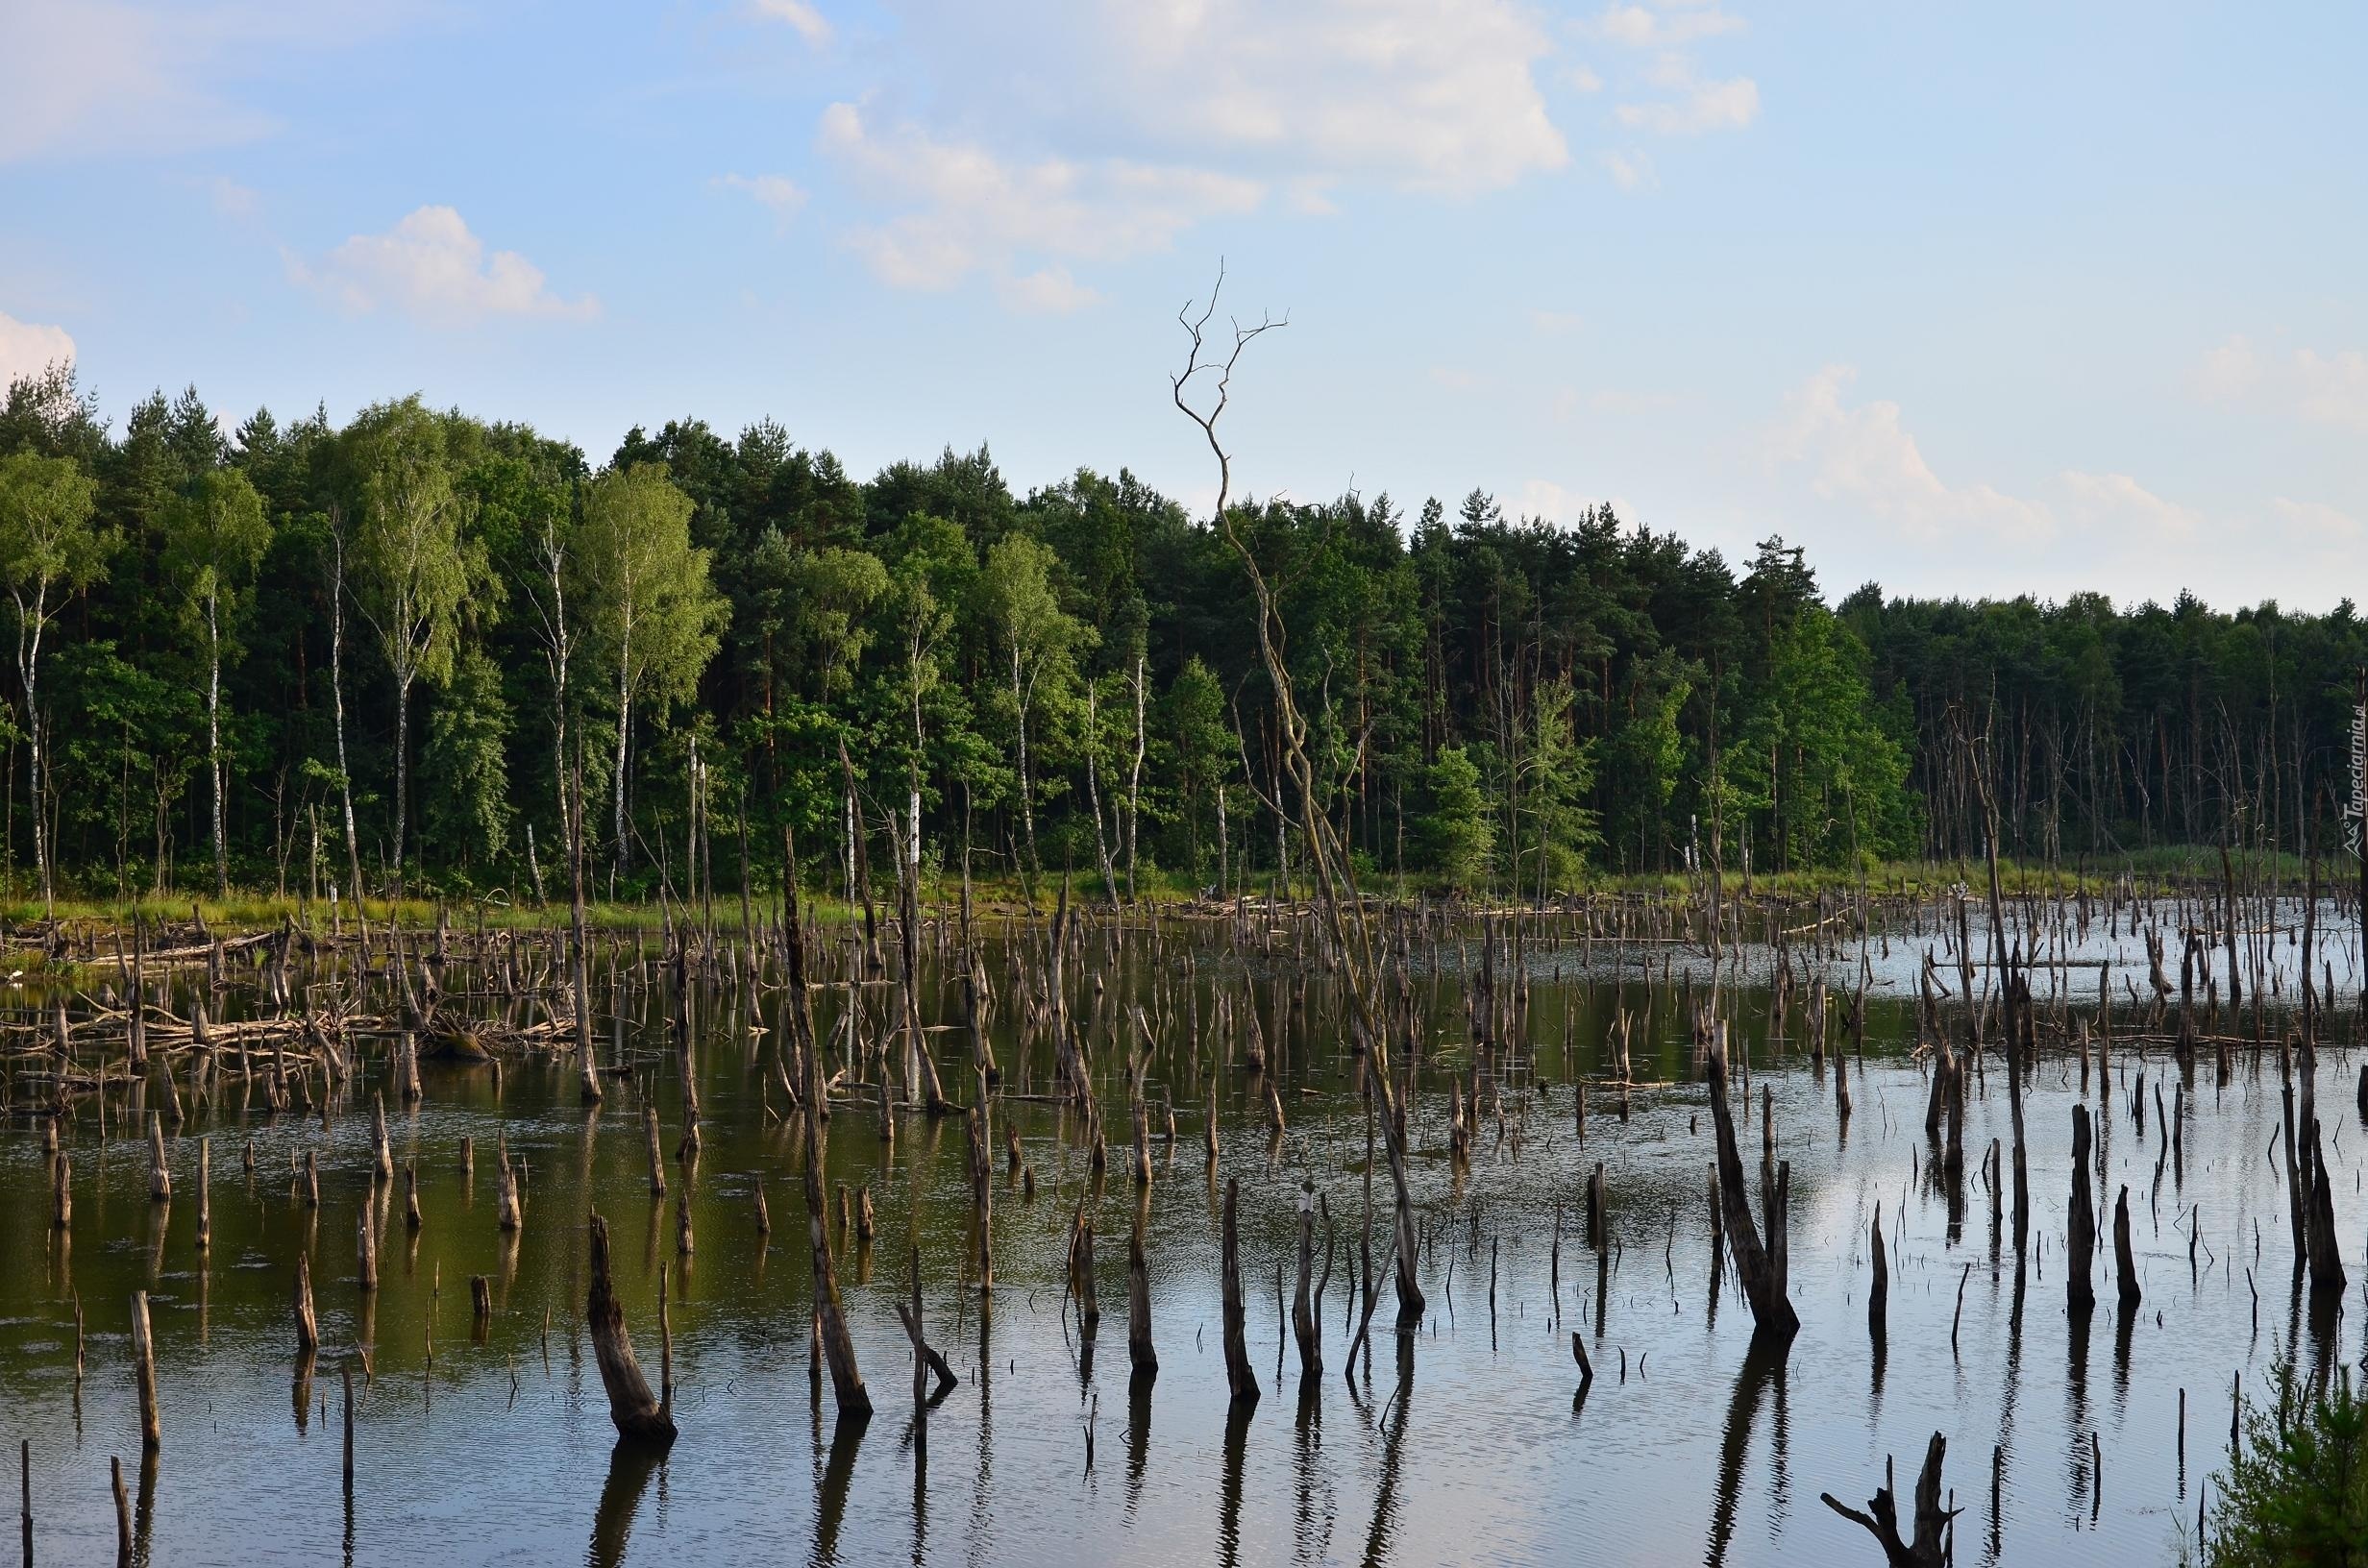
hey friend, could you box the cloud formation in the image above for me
[819,102,1261,290]
[2189,334,2368,431]
[814,0,1567,304]
[0,309,76,389]
[750,0,831,47]
[715,172,808,225]
[0,0,405,162]
[1768,365,2359,608]
[295,207,597,324]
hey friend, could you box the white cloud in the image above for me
[1764,365,2360,609]
[208,176,260,218]
[1615,56,1759,134]
[1430,366,1480,391]
[2188,332,2263,401]
[0,0,409,162]
[1566,64,1604,92]
[295,207,597,324]
[2188,335,2368,431]
[750,0,831,47]
[818,102,1262,289]
[1591,2,1757,139]
[0,310,76,389]
[2059,469,2203,542]
[2268,496,2361,543]
[1589,387,1679,413]
[1591,3,1745,48]
[1530,309,1584,332]
[1517,478,1626,523]
[811,0,1566,305]
[997,267,1100,314]
[1770,364,2051,544]
[1599,148,1656,189]
[2293,347,2368,431]
[1018,0,1569,192]
[715,172,808,225]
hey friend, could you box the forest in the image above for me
[0,360,2362,913]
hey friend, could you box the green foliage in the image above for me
[1418,745,1493,890]
[0,451,110,609]
[425,647,515,876]
[2202,1363,2368,1567]
[1726,601,1914,870]
[1,360,2362,905]
[343,397,474,691]
[577,462,726,718]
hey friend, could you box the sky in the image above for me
[2,0,2362,611]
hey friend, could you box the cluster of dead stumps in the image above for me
[5,864,2365,1566]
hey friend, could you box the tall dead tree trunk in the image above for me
[1702,1015,1797,1342]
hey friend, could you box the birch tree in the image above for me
[975,532,1089,900]
[576,462,724,889]
[345,399,471,894]
[160,467,270,896]
[0,452,108,917]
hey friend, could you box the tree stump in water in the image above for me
[2067,1105,2096,1317]
[1221,1177,1259,1405]
[586,1213,676,1444]
[1820,1431,1957,1566]
[1701,1015,1797,1343]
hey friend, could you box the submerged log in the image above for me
[585,1213,676,1444]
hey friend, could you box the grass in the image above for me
[0,845,2330,942]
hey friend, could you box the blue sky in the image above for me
[3,0,2361,608]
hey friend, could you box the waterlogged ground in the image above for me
[3,908,2366,1567]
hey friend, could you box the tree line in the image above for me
[0,362,2361,913]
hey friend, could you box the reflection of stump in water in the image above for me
[587,1440,663,1568]
[1353,1333,1415,1568]
[1123,1373,1152,1522]
[810,1415,866,1568]
[1706,1340,1784,1568]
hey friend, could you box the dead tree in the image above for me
[586,1213,675,1443]
[1820,1432,1957,1567]
[1171,264,1422,1321]
[1703,1015,1797,1342]
[2067,1105,2095,1317]
[1221,1176,1258,1404]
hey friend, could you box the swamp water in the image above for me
[3,901,2365,1566]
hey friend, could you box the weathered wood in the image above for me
[2306,1117,2347,1298]
[2112,1186,2139,1309]
[130,1291,160,1452]
[1291,1188,1320,1377]
[294,1253,319,1353]
[1820,1432,1957,1567]
[2067,1105,2096,1317]
[1867,1203,1887,1340]
[145,1114,170,1202]
[1221,1176,1258,1404]
[1702,1016,1797,1342]
[585,1213,676,1443]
